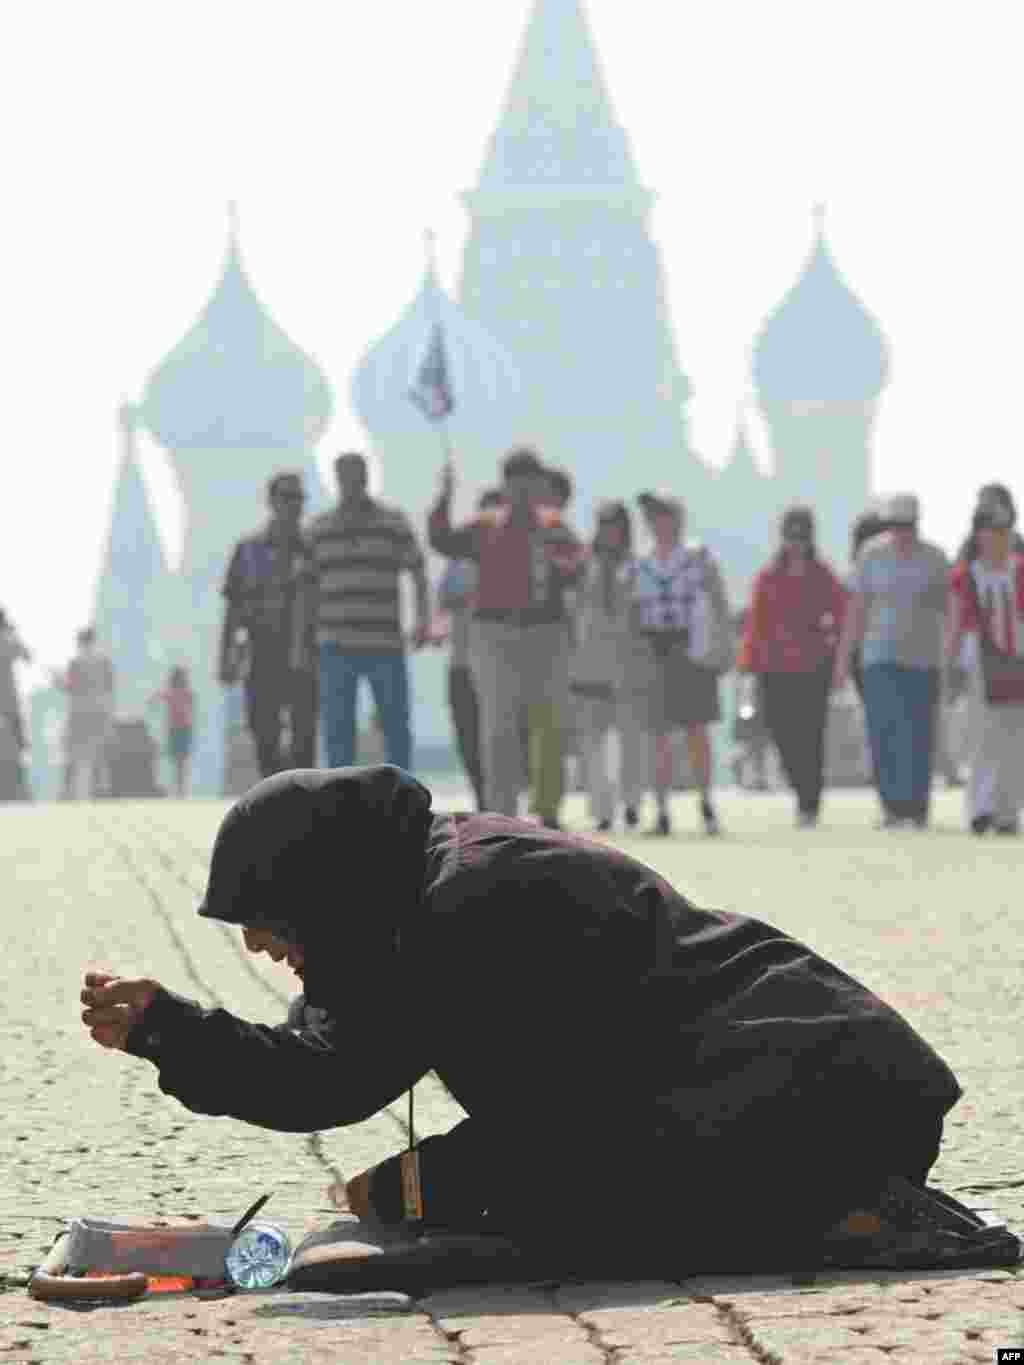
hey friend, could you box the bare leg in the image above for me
[653,731,673,832]
[686,724,711,797]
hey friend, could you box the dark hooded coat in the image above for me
[125,766,961,1264]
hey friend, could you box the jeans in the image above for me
[862,663,937,818]
[319,645,411,772]
[245,644,319,778]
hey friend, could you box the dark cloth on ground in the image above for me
[759,661,833,815]
[125,765,962,1269]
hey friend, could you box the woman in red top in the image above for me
[738,506,847,827]
[149,666,195,800]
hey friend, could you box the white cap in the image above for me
[877,494,919,525]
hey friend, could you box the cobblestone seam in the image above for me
[545,1285,622,1362]
[686,1289,780,1365]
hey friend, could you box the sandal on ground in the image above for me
[818,1176,1021,1270]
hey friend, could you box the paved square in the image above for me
[1,788,1021,1361]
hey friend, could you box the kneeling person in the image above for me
[81,765,1015,1279]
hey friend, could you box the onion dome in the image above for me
[139,211,333,451]
[753,209,890,404]
[352,255,526,443]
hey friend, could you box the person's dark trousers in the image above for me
[759,663,832,816]
[448,664,485,811]
[245,645,319,779]
[862,663,936,821]
[319,645,412,772]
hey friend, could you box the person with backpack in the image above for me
[948,485,1024,834]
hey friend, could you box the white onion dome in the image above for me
[753,218,890,404]
[351,262,526,441]
[139,228,333,451]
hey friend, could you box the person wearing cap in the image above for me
[428,449,584,827]
[80,765,1015,1282]
[568,501,650,831]
[309,453,431,773]
[738,507,847,828]
[621,492,733,836]
[219,472,318,779]
[834,495,949,829]
[948,485,1024,834]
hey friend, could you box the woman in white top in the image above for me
[568,501,651,832]
[621,492,732,837]
[947,485,1024,834]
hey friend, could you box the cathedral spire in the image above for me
[468,0,648,209]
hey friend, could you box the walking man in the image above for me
[834,495,949,829]
[429,449,584,826]
[219,472,318,779]
[310,453,431,771]
[54,627,115,800]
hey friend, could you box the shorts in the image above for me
[648,640,721,730]
[168,726,193,760]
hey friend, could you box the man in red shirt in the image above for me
[739,506,847,827]
[428,449,583,826]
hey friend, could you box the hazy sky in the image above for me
[5,0,1022,684]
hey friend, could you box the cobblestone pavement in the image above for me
[1,788,1021,1362]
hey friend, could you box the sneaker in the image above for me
[623,805,639,830]
[796,810,819,829]
[971,814,993,835]
[650,811,671,836]
[701,798,721,837]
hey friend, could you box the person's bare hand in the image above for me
[80,972,160,1050]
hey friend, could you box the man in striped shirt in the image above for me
[309,453,431,772]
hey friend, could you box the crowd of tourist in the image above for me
[3,454,1023,837]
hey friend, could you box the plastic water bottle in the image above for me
[224,1221,292,1289]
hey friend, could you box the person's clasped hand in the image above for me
[80,972,161,1050]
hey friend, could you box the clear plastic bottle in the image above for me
[224,1221,292,1290]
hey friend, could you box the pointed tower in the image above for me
[92,403,177,718]
[752,207,890,567]
[134,207,334,794]
[711,412,771,598]
[459,0,707,527]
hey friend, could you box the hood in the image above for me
[197,766,434,997]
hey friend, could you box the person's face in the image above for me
[505,472,535,507]
[892,524,917,550]
[784,533,811,558]
[242,924,305,980]
[650,509,680,544]
[597,519,625,551]
[336,460,367,501]
[979,525,1012,558]
[271,484,305,527]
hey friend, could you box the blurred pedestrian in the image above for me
[622,491,733,837]
[569,500,650,831]
[429,449,584,826]
[220,471,318,778]
[435,489,507,811]
[149,666,195,799]
[834,496,949,829]
[738,506,847,827]
[311,453,431,772]
[0,607,30,798]
[948,485,1024,835]
[54,627,114,800]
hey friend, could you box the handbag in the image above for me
[967,565,1024,706]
